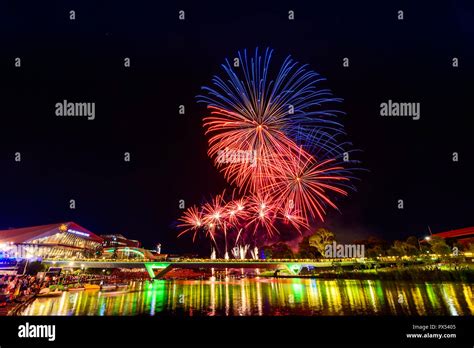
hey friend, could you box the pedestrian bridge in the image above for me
[42,258,383,279]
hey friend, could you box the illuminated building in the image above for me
[100,234,141,248]
[0,222,103,259]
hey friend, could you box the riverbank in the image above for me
[0,294,35,316]
[265,266,474,282]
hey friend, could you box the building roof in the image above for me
[431,226,474,239]
[100,234,139,242]
[0,222,103,244]
[101,234,126,238]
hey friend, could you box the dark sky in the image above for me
[0,0,472,253]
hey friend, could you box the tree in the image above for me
[308,228,335,257]
[428,236,451,255]
[388,237,419,256]
[296,236,318,259]
[263,242,294,259]
[366,245,385,258]
[405,236,420,255]
[353,236,389,258]
[406,236,419,248]
[388,240,404,256]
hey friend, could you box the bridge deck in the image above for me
[43,259,375,268]
[42,258,389,278]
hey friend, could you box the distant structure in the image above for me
[422,226,474,247]
[100,234,156,260]
[101,234,141,248]
[0,222,168,270]
[0,222,103,259]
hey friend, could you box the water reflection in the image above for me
[20,278,474,316]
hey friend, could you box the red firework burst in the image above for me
[203,106,312,194]
[177,205,203,241]
[244,192,279,237]
[265,152,350,222]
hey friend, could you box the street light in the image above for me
[425,236,431,241]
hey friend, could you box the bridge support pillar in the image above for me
[285,264,303,275]
[144,263,171,279]
[154,265,174,279]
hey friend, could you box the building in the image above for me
[422,226,474,248]
[100,234,141,248]
[0,222,103,259]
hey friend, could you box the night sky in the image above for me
[0,0,472,253]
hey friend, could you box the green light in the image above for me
[286,264,302,275]
[103,247,145,258]
[144,262,171,278]
[292,283,303,292]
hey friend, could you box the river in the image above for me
[19,278,474,316]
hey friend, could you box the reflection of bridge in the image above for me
[42,259,390,279]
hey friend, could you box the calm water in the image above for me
[20,278,474,316]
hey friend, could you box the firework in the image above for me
[244,192,279,237]
[177,47,359,252]
[177,205,203,242]
[265,153,350,221]
[201,192,227,243]
[198,47,344,193]
[225,197,249,226]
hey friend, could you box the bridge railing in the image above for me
[42,257,376,264]
[43,258,152,263]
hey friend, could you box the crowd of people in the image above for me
[0,273,97,306]
[0,274,41,307]
[0,270,151,308]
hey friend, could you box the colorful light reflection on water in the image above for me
[20,278,474,316]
